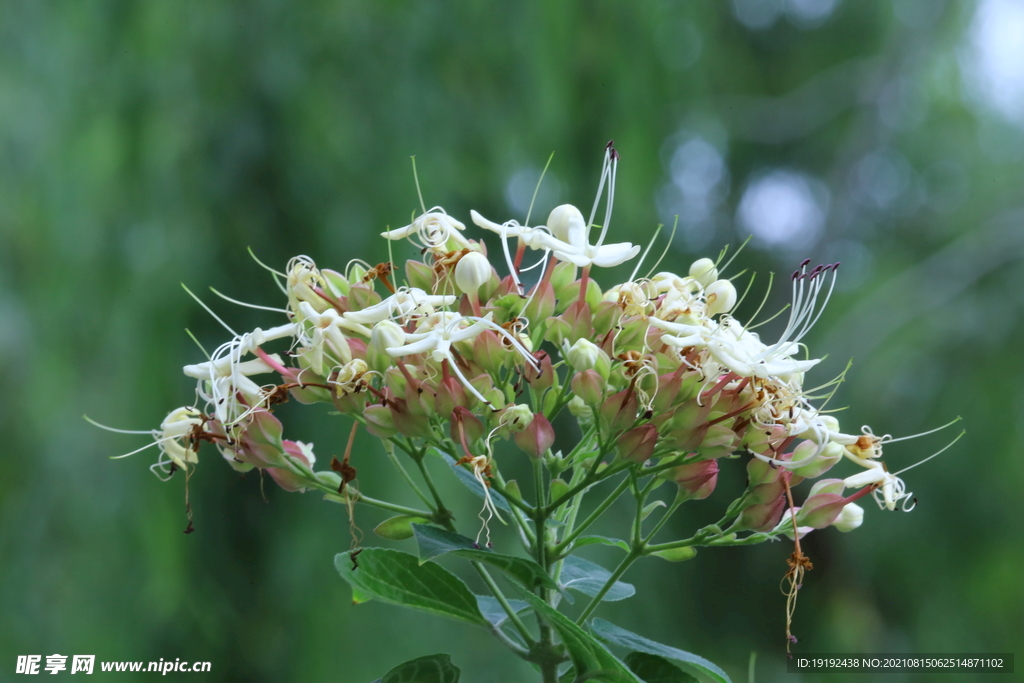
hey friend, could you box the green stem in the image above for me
[472,561,536,648]
[383,442,435,509]
[323,491,434,519]
[554,476,630,555]
[574,549,642,625]
[643,498,683,544]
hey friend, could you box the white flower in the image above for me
[386,312,537,405]
[381,207,468,252]
[183,325,295,426]
[341,287,456,334]
[472,143,640,273]
[293,303,353,376]
[843,464,912,511]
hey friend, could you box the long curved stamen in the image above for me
[594,145,618,248]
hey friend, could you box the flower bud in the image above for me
[405,259,435,291]
[670,459,719,501]
[549,260,578,294]
[616,424,659,463]
[705,279,737,316]
[547,204,586,244]
[450,406,486,444]
[832,501,864,533]
[591,300,622,337]
[689,258,718,287]
[514,413,555,458]
[347,282,383,312]
[363,403,398,439]
[791,441,844,478]
[525,351,555,393]
[600,389,639,435]
[747,480,785,505]
[501,404,534,433]
[697,424,739,459]
[268,440,317,492]
[454,251,492,294]
[320,269,350,298]
[567,396,594,423]
[239,410,287,468]
[435,376,468,418]
[796,492,846,529]
[571,369,605,406]
[736,496,787,532]
[369,319,407,372]
[472,330,508,375]
[389,399,433,439]
[808,478,845,497]
[523,282,556,323]
[565,338,601,371]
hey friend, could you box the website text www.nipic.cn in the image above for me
[16,655,212,675]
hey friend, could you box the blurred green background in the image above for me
[2,1,1022,681]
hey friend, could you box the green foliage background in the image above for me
[2,2,1022,681]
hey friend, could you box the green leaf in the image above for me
[335,548,487,626]
[640,501,667,521]
[559,556,635,603]
[589,619,732,683]
[624,653,697,683]
[437,452,512,512]
[650,547,697,563]
[371,653,461,683]
[475,594,530,628]
[515,589,641,683]
[571,536,631,553]
[374,515,432,540]
[412,524,560,592]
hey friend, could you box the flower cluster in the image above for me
[103,143,962,541]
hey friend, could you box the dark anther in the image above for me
[800,258,811,268]
[350,548,363,570]
[486,542,493,549]
[791,270,801,280]
[472,542,481,549]
[183,520,195,534]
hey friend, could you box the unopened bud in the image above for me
[689,258,718,287]
[705,279,737,316]
[514,413,555,458]
[736,496,786,532]
[525,351,555,393]
[454,251,492,294]
[363,403,398,439]
[832,501,864,532]
[616,423,659,463]
[450,406,486,444]
[547,204,586,244]
[791,441,843,478]
[564,338,601,372]
[501,404,534,433]
[366,320,403,372]
[670,459,719,501]
[268,440,317,492]
[571,369,605,406]
[600,389,639,435]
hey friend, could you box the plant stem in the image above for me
[574,549,641,625]
[554,476,630,554]
[383,442,435,509]
[324,491,434,519]
[472,561,536,648]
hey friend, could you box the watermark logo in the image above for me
[15,655,208,675]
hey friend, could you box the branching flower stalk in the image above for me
[95,143,962,683]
